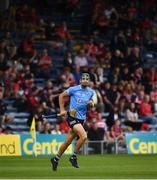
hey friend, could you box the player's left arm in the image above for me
[87,90,97,108]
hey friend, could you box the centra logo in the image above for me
[0,142,16,154]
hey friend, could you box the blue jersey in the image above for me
[66,85,94,120]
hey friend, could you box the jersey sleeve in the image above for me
[66,86,75,96]
[89,89,95,100]
[91,90,95,99]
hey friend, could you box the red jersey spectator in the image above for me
[60,66,76,86]
[28,8,40,24]
[140,18,151,30]
[38,48,52,79]
[92,0,104,22]
[95,14,109,28]
[21,36,35,57]
[56,22,71,40]
[150,82,157,112]
[96,42,108,59]
[110,119,125,142]
[39,49,52,69]
[27,86,40,111]
[127,3,137,20]
[139,95,157,124]
[60,116,70,133]
[146,67,157,87]
[139,95,152,116]
[84,39,98,56]
[87,106,101,122]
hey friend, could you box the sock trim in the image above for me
[55,154,61,161]
[73,152,77,157]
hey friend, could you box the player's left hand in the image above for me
[87,100,94,108]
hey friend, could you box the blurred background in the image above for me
[0,0,157,155]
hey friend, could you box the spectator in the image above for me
[38,48,52,79]
[120,66,131,81]
[74,49,88,69]
[110,119,125,143]
[150,82,157,112]
[72,66,81,85]
[56,22,71,41]
[139,94,157,124]
[127,46,141,73]
[125,103,144,131]
[108,67,121,84]
[52,124,62,134]
[83,38,98,56]
[106,105,122,130]
[1,0,157,137]
[87,106,101,123]
[41,122,52,134]
[90,81,104,112]
[64,52,74,68]
[45,22,57,40]
[96,42,108,59]
[60,67,76,86]
[27,86,40,112]
[19,36,35,57]
[15,4,29,30]
[103,83,121,112]
[1,31,17,58]
[27,8,40,30]
[59,116,69,134]
[146,67,157,90]
[110,49,124,69]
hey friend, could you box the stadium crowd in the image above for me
[0,0,157,146]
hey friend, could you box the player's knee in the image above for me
[81,134,87,142]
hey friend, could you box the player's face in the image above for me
[80,77,90,87]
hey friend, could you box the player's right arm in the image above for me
[59,91,69,116]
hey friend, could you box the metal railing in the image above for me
[81,140,127,155]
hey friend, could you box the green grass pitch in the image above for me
[0,154,157,179]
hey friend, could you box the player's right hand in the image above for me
[59,110,67,117]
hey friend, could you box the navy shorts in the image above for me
[67,114,84,128]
